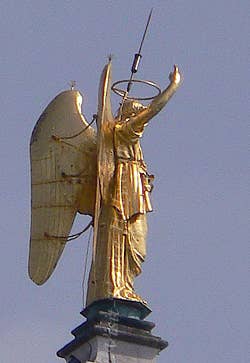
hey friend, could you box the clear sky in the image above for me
[0,1,249,362]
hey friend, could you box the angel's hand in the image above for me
[169,65,181,85]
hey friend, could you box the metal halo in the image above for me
[111,79,161,101]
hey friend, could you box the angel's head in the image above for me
[117,99,146,120]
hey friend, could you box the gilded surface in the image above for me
[87,63,181,305]
[29,61,181,307]
[29,90,97,285]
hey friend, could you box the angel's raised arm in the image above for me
[127,65,182,132]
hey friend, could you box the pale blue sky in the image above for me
[0,1,249,362]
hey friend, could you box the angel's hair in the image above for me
[117,100,146,119]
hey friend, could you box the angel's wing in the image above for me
[29,90,97,285]
[96,59,115,203]
[92,60,115,270]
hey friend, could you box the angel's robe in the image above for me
[86,67,181,306]
[87,114,153,305]
[112,118,153,220]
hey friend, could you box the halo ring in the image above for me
[111,79,161,101]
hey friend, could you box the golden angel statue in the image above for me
[28,60,181,307]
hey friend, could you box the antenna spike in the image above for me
[138,8,153,54]
[126,9,154,94]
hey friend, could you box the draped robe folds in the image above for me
[86,116,153,305]
[87,63,181,306]
[28,61,181,301]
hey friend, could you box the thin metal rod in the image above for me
[138,8,153,55]
[118,9,153,119]
[125,8,153,95]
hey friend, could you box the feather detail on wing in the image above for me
[29,90,97,285]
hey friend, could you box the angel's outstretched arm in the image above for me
[127,65,182,133]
